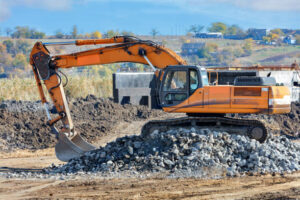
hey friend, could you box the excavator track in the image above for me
[141,117,268,143]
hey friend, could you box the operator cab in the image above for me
[159,65,209,107]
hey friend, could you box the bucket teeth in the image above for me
[55,132,96,162]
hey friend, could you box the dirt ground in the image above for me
[0,99,300,199]
[0,171,300,200]
[0,96,166,151]
[0,120,300,200]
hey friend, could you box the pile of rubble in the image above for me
[49,128,300,177]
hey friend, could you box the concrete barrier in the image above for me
[113,72,160,109]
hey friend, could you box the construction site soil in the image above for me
[241,102,300,138]
[0,97,300,199]
[0,95,164,152]
[0,97,299,152]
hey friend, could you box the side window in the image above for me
[163,71,187,91]
[189,70,198,93]
[200,70,209,86]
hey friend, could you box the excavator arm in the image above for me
[29,36,186,161]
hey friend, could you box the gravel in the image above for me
[44,128,300,178]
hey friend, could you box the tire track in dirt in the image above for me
[7,173,299,200]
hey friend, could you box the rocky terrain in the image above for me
[0,97,300,199]
[0,97,299,178]
[46,128,300,178]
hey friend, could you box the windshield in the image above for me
[163,70,187,91]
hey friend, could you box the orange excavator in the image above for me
[29,36,291,162]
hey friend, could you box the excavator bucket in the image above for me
[55,132,96,162]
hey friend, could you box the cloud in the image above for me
[0,1,10,21]
[107,0,300,12]
[0,0,73,21]
[1,0,299,22]
[213,0,300,11]
[146,0,300,12]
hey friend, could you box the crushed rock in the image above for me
[47,128,300,177]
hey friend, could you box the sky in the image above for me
[0,0,299,35]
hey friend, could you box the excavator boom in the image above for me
[30,36,186,161]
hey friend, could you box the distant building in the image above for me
[0,73,8,79]
[223,34,246,40]
[281,29,300,36]
[283,35,296,45]
[281,29,294,35]
[195,32,223,39]
[247,28,269,40]
[181,42,205,56]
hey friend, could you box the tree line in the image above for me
[0,39,32,75]
[0,25,135,39]
[188,22,300,43]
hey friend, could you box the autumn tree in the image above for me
[226,25,245,36]
[91,31,102,39]
[0,67,4,73]
[208,22,227,34]
[55,30,64,39]
[0,44,7,67]
[150,28,159,38]
[197,43,218,59]
[188,25,204,35]
[10,26,45,39]
[233,47,245,57]
[11,26,29,38]
[270,33,280,41]
[0,44,6,54]
[263,32,280,44]
[3,40,15,54]
[295,35,300,45]
[121,30,134,36]
[12,53,27,69]
[263,36,271,44]
[105,30,119,38]
[243,38,254,55]
[270,28,284,36]
[197,48,210,59]
[5,28,12,37]
[71,25,78,39]
[16,40,31,55]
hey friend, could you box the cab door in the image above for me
[188,68,204,108]
[160,68,189,107]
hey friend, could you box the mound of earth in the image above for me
[0,94,299,152]
[48,128,300,177]
[241,103,300,138]
[0,95,164,152]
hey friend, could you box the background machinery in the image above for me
[29,36,291,162]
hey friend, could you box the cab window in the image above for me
[189,69,198,93]
[163,71,187,91]
[200,69,209,86]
